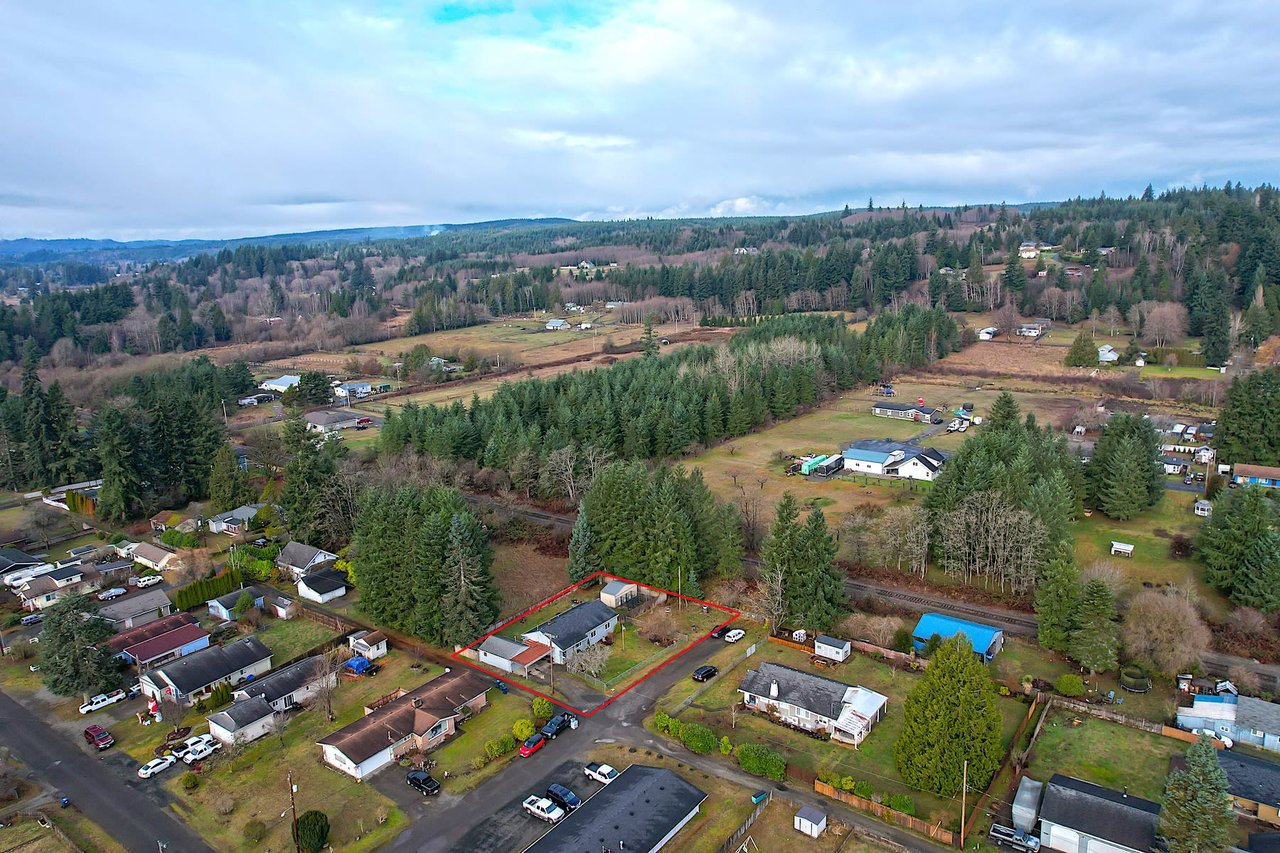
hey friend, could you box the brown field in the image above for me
[491,541,571,617]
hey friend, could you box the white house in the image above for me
[297,569,349,604]
[207,503,265,535]
[545,318,570,331]
[1018,241,1039,260]
[131,542,180,571]
[477,635,552,676]
[1098,344,1120,363]
[140,636,273,705]
[333,380,372,399]
[275,542,338,581]
[841,439,946,482]
[348,630,388,661]
[19,564,102,611]
[207,656,338,745]
[304,410,361,434]
[977,327,999,341]
[869,403,941,423]
[522,600,618,665]
[260,375,300,394]
[738,662,887,747]
[1015,322,1045,337]
[600,579,639,608]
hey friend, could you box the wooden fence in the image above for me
[960,693,1043,845]
[815,781,955,846]
[715,790,771,853]
[766,634,927,669]
[1050,696,1164,734]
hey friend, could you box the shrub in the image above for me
[891,628,914,654]
[470,755,487,770]
[215,796,236,816]
[159,529,200,550]
[512,719,535,741]
[735,743,785,780]
[653,710,672,731]
[719,736,732,756]
[180,771,199,791]
[885,794,915,815]
[295,810,329,853]
[1169,533,1194,559]
[920,632,943,657]
[497,733,517,754]
[209,682,232,708]
[243,819,267,844]
[1055,674,1085,697]
[853,780,874,799]
[679,722,717,755]
[532,697,554,724]
[485,739,503,759]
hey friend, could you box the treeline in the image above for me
[351,483,499,647]
[0,281,135,360]
[1215,368,1280,465]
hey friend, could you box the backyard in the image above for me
[253,615,338,663]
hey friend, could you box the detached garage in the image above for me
[1038,774,1161,853]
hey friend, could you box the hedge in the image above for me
[679,722,717,755]
[1054,674,1085,697]
[159,529,199,550]
[172,567,243,611]
[735,743,785,780]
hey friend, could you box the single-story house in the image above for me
[275,542,339,580]
[977,327,999,340]
[738,662,887,746]
[870,402,940,423]
[297,569,349,604]
[131,542,181,571]
[522,600,618,665]
[1194,499,1213,517]
[207,696,277,746]
[93,558,135,580]
[305,409,361,434]
[19,564,102,611]
[1015,322,1045,337]
[207,503,265,535]
[1161,455,1189,475]
[911,613,1004,660]
[208,585,269,621]
[140,636,273,704]
[333,380,372,399]
[149,511,198,533]
[1171,750,1280,827]
[1177,693,1280,753]
[318,670,489,779]
[1235,464,1280,489]
[841,439,947,482]
[348,630,388,660]
[600,579,640,608]
[105,612,208,668]
[1019,241,1040,259]
[1098,344,1120,364]
[523,765,707,853]
[234,656,335,711]
[1038,774,1160,853]
[545,318,570,330]
[260,375,301,394]
[477,635,552,676]
[97,588,173,629]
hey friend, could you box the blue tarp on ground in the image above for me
[344,655,372,675]
[911,612,1004,660]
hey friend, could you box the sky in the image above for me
[2,0,1279,240]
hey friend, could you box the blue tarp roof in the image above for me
[911,612,1002,655]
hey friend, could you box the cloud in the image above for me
[2,0,1280,238]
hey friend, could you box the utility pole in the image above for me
[960,759,968,848]
[221,399,228,426]
[287,770,300,853]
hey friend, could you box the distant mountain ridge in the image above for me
[0,218,579,264]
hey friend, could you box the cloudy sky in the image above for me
[2,0,1278,239]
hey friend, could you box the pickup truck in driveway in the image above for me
[82,725,114,750]
[540,712,577,739]
[78,690,128,715]
[584,762,618,784]
[521,796,565,823]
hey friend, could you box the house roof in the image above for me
[600,579,635,597]
[106,612,199,653]
[276,541,333,571]
[1237,696,1280,735]
[208,504,263,525]
[478,635,529,659]
[1040,775,1160,852]
[870,402,937,415]
[209,695,274,732]
[815,635,850,649]
[1161,455,1186,465]
[317,670,489,765]
[523,765,707,853]
[305,410,357,427]
[911,612,1002,655]
[98,588,172,623]
[1236,464,1280,480]
[512,641,552,667]
[261,375,300,388]
[354,630,386,647]
[124,623,209,664]
[236,656,326,705]
[210,585,269,612]
[1171,751,1280,808]
[528,600,617,650]
[299,570,348,596]
[1251,833,1280,853]
[796,805,827,824]
[131,543,176,565]
[0,548,40,571]
[738,662,854,719]
[150,636,272,695]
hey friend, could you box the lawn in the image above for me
[0,813,76,853]
[428,690,533,793]
[48,807,128,853]
[253,617,337,664]
[736,800,859,852]
[1026,705,1184,800]
[1141,364,1226,380]
[164,652,427,852]
[672,636,1029,825]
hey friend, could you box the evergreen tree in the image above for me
[94,405,144,522]
[789,507,844,631]
[986,391,1022,434]
[1002,252,1027,296]
[40,594,119,698]
[1197,486,1278,601]
[966,249,985,302]
[760,492,802,627]
[279,412,343,548]
[1232,531,1280,613]
[1063,331,1097,367]
[894,637,1003,797]
[1087,413,1162,511]
[1069,579,1119,673]
[646,478,697,595]
[1098,435,1153,520]
[1160,737,1235,853]
[567,501,601,582]
[207,442,252,513]
[1201,284,1232,366]
[641,316,658,358]
[1215,369,1280,465]
[1025,469,1076,554]
[439,512,500,646]
[1035,554,1080,651]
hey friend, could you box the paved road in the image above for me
[0,690,215,853]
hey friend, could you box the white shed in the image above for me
[600,580,639,608]
[814,635,851,663]
[794,806,827,838]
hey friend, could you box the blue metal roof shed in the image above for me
[911,612,1004,660]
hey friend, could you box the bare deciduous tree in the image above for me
[313,647,346,722]
[1121,589,1210,675]
[937,492,1045,594]
[565,642,611,678]
[1081,559,1125,593]
[1140,301,1189,348]
[993,300,1020,334]
[545,445,585,501]
[1101,305,1123,337]
[748,560,788,630]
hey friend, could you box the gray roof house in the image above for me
[207,503,265,535]
[140,636,273,704]
[524,765,706,853]
[275,542,339,580]
[1038,774,1161,853]
[207,696,276,745]
[521,600,618,665]
[96,588,173,629]
[1172,750,1280,827]
[738,662,887,746]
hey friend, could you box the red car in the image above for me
[519,734,547,757]
[83,724,114,751]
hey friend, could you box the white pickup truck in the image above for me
[79,689,128,715]
[522,796,565,823]
[583,762,618,785]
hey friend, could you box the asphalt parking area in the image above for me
[450,758,605,853]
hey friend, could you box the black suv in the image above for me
[540,712,577,739]
[692,665,718,682]
[406,770,441,796]
[710,625,730,639]
[546,783,582,812]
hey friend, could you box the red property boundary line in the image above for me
[451,571,740,717]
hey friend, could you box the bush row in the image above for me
[653,711,785,780]
[817,771,915,815]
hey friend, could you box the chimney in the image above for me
[769,681,778,699]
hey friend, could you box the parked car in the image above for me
[169,734,215,760]
[1184,475,1195,485]
[519,734,547,757]
[521,795,565,823]
[691,665,718,682]
[988,824,1040,852]
[540,713,577,740]
[545,783,582,812]
[79,690,127,715]
[946,419,961,432]
[183,741,222,764]
[584,762,618,784]
[957,421,969,432]
[125,681,143,699]
[710,625,730,639]
[82,725,114,751]
[355,417,374,430]
[723,629,746,643]
[1192,729,1234,748]
[406,770,441,796]
[137,755,177,779]
[19,612,45,626]
[96,587,127,601]
[135,575,163,589]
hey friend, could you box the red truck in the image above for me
[82,724,114,751]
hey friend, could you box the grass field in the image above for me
[1073,490,1216,595]
[253,617,337,664]
[1141,364,1226,380]
[492,541,573,617]
[1026,705,1183,800]
[429,690,533,793]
